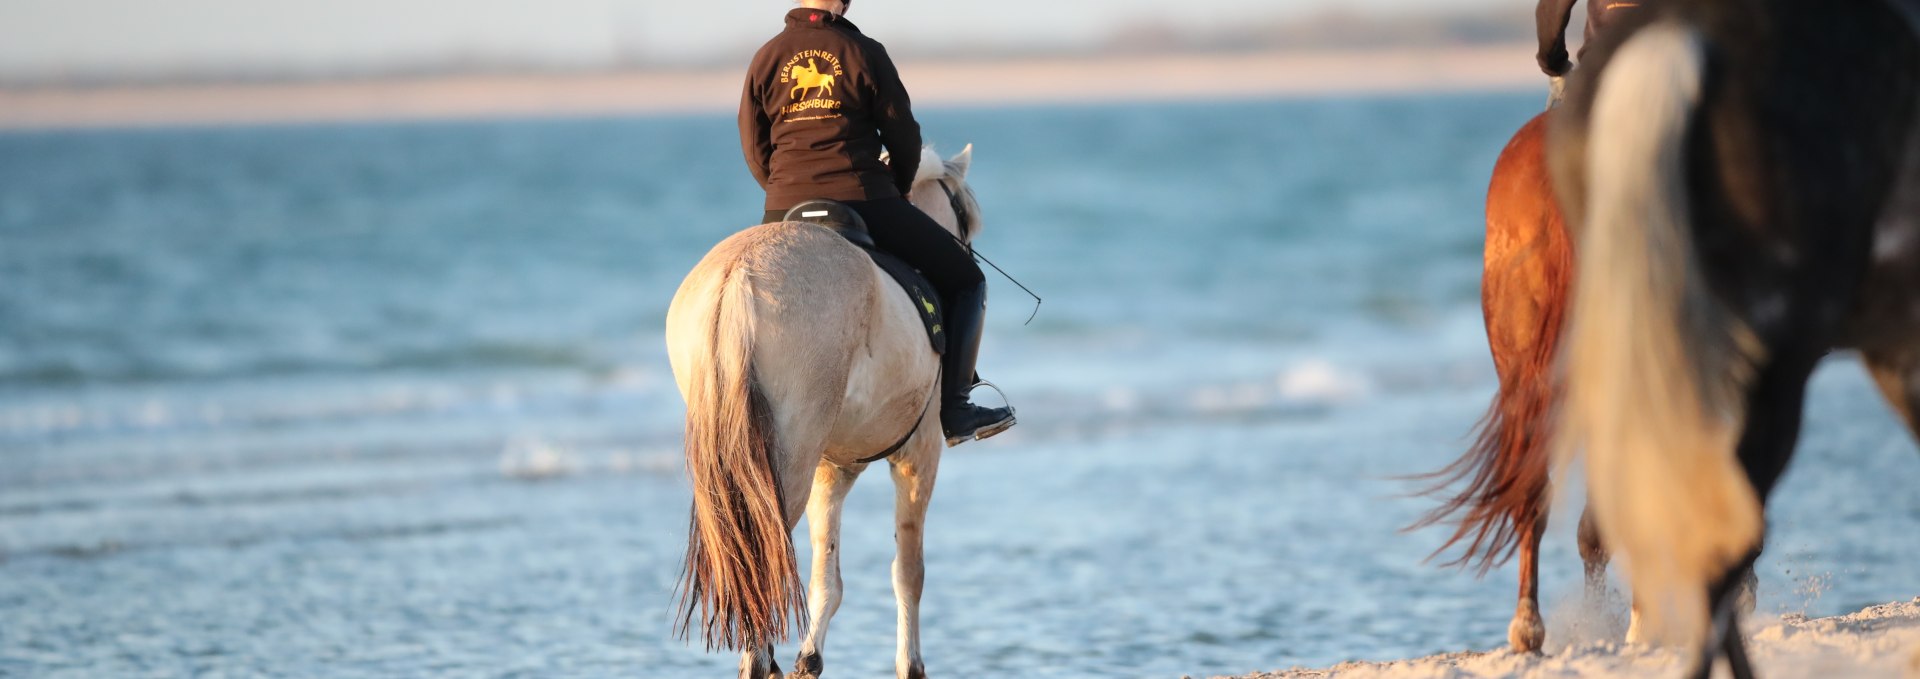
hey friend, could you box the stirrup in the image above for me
[944,380,1017,447]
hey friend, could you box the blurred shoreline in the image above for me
[0,44,1539,130]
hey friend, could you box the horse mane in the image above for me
[913,146,947,186]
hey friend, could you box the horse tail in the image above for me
[675,260,805,652]
[1560,22,1763,644]
[1410,312,1566,572]
[1410,114,1570,572]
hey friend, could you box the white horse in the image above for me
[668,145,983,679]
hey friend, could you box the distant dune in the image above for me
[0,44,1541,130]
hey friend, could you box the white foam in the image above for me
[498,437,575,480]
[1277,359,1370,404]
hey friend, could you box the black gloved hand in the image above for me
[1538,48,1572,78]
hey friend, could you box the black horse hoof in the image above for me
[789,652,822,678]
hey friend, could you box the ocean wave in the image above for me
[0,340,610,388]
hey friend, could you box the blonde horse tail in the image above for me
[675,261,805,651]
[1560,22,1764,646]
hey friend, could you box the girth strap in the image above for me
[853,384,937,464]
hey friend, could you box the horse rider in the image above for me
[739,0,1017,446]
[1537,0,1654,104]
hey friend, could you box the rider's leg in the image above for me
[851,197,1015,445]
[936,279,1017,444]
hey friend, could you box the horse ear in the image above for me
[949,144,973,178]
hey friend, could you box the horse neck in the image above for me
[907,179,968,244]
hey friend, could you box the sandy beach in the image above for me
[0,44,1538,130]
[1223,599,1920,678]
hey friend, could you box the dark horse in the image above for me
[1551,0,1920,677]
[1412,110,1604,654]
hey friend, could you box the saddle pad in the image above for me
[864,249,946,355]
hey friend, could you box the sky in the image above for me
[0,0,1490,80]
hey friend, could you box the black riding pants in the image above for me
[763,197,985,297]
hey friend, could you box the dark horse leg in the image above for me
[1688,354,1820,679]
[1698,551,1763,679]
[1576,502,1637,641]
[1576,502,1608,590]
[1865,349,1920,443]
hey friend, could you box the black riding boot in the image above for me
[939,281,1016,446]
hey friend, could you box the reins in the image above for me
[935,178,1044,325]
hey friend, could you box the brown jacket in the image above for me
[1537,0,1651,76]
[740,8,922,211]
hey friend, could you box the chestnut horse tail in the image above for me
[674,260,805,651]
[1561,22,1762,644]
[1410,113,1570,572]
[1411,287,1567,571]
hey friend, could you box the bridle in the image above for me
[934,177,973,245]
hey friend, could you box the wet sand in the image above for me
[1222,598,1920,678]
[0,44,1538,130]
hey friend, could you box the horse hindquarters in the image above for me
[667,224,874,666]
[669,246,808,657]
[737,225,897,677]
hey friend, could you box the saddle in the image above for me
[783,200,946,355]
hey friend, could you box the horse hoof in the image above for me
[1509,608,1546,653]
[789,651,822,678]
[900,661,927,679]
[1737,570,1759,616]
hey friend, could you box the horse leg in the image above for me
[792,462,861,679]
[1690,551,1763,679]
[1509,509,1547,653]
[1687,355,1818,679]
[741,448,824,679]
[888,435,941,679]
[1578,501,1649,643]
[741,644,781,679]
[1865,349,1920,441]
[757,409,835,679]
[1576,501,1608,590]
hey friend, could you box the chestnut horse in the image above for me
[1412,111,1605,654]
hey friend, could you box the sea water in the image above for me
[2,93,1916,678]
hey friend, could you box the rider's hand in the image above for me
[1538,49,1572,78]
